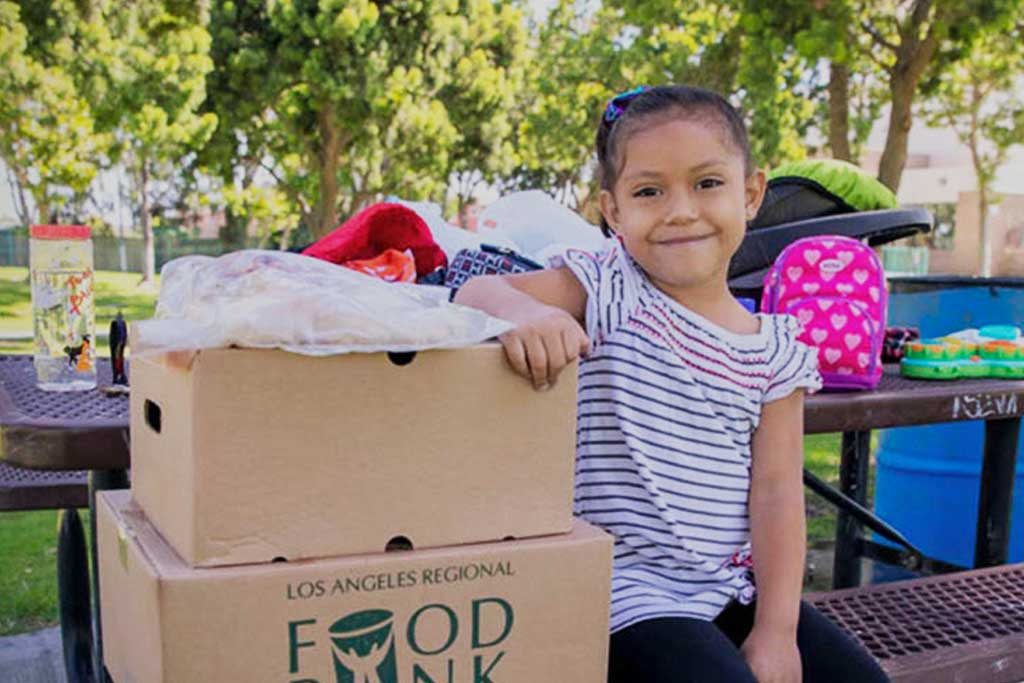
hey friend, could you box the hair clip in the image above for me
[603,86,648,123]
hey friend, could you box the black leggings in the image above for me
[608,600,889,683]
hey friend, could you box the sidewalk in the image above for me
[0,627,66,683]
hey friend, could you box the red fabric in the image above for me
[30,224,91,240]
[342,248,417,283]
[302,203,446,277]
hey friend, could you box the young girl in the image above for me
[455,85,889,683]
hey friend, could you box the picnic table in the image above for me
[805,365,1024,588]
[0,355,129,683]
[1,353,1023,682]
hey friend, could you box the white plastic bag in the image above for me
[389,192,604,263]
[476,191,606,260]
[132,250,513,356]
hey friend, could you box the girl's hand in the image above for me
[740,627,802,683]
[498,305,590,390]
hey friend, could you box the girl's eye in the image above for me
[696,178,724,190]
[633,187,660,198]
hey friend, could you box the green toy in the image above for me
[900,326,1024,380]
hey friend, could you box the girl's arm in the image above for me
[454,268,589,389]
[743,389,807,683]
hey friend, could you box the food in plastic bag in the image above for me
[131,250,513,356]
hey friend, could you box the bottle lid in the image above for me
[30,224,91,240]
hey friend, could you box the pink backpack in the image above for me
[761,235,887,391]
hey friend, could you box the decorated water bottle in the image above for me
[29,224,97,391]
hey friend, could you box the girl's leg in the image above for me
[792,602,890,683]
[608,617,758,683]
[713,600,891,683]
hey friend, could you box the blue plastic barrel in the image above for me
[873,277,1024,575]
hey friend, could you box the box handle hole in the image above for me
[387,352,416,366]
[386,535,414,552]
[144,400,162,433]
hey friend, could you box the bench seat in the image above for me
[807,563,1024,683]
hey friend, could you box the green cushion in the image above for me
[768,159,897,212]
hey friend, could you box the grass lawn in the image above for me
[0,510,91,635]
[0,266,873,633]
[0,265,158,355]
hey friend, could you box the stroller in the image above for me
[727,171,932,302]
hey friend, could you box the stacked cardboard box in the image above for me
[98,344,613,682]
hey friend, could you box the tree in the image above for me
[922,22,1024,276]
[732,0,1019,191]
[25,0,217,282]
[611,0,821,166]
[854,0,1019,191]
[505,0,823,214]
[504,0,624,212]
[106,2,217,282]
[439,0,530,226]
[202,0,533,241]
[0,2,108,225]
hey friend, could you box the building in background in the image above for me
[860,124,1024,277]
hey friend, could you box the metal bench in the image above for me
[0,461,88,511]
[807,563,1024,683]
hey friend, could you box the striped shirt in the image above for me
[562,239,821,633]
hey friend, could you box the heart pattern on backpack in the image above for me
[761,235,888,391]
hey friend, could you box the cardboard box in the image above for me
[130,345,577,567]
[98,490,612,683]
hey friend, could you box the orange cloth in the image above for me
[342,248,417,283]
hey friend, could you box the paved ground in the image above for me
[0,627,65,683]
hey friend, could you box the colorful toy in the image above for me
[900,326,1024,380]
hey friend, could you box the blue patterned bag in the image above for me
[443,244,543,290]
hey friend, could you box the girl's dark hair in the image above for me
[595,85,755,236]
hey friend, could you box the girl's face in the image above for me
[599,116,765,302]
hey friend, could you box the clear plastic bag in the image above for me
[131,250,513,356]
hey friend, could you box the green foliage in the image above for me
[222,183,300,247]
[922,21,1024,189]
[503,1,622,209]
[0,2,109,223]
[4,0,1022,234]
[921,18,1023,275]
[202,0,532,239]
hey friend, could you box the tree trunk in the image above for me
[7,165,34,226]
[220,163,256,250]
[828,61,852,162]
[278,223,293,251]
[874,0,939,192]
[312,104,343,240]
[967,102,991,277]
[977,187,990,277]
[457,194,469,229]
[876,69,916,192]
[140,161,155,284]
